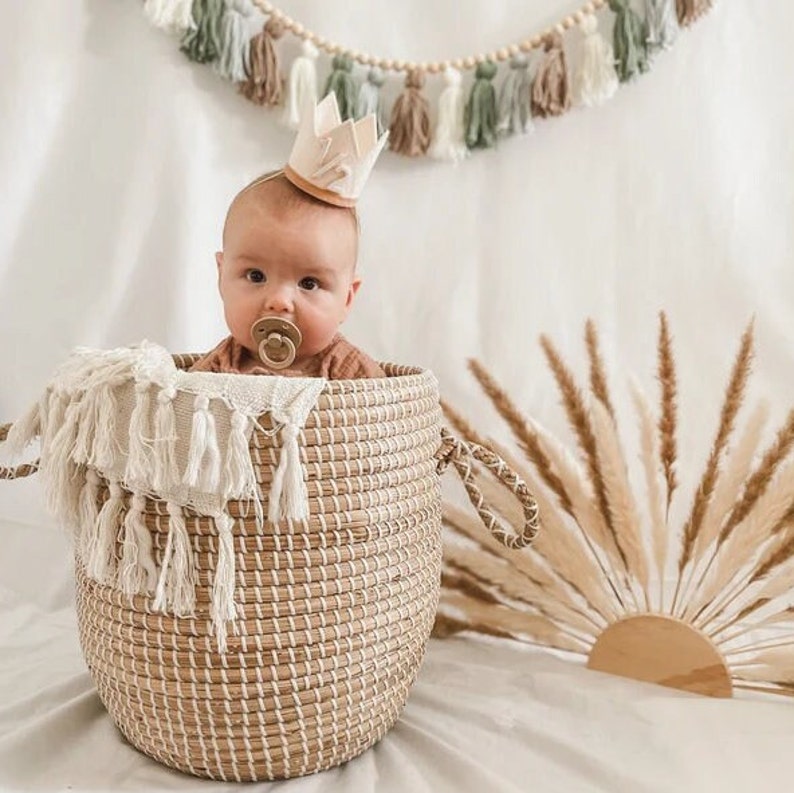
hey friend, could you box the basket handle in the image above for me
[435,427,540,549]
[0,423,40,480]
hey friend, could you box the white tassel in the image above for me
[267,422,307,523]
[222,410,252,499]
[118,493,158,596]
[72,389,97,465]
[92,384,119,470]
[211,512,238,652]
[43,400,82,530]
[126,382,153,485]
[86,480,124,585]
[574,14,619,108]
[77,469,102,562]
[282,39,319,130]
[152,386,178,492]
[143,0,196,35]
[429,67,468,164]
[183,394,211,489]
[153,502,196,616]
[645,0,679,54]
[215,0,252,82]
[497,54,534,136]
[200,406,222,492]
[355,67,386,134]
[3,403,40,460]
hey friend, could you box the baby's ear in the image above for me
[215,252,224,291]
[345,277,362,310]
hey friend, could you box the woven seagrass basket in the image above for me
[1,357,539,782]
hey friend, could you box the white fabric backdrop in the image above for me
[2,1,794,790]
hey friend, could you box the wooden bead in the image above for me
[562,15,576,29]
[573,10,585,25]
[496,48,510,62]
[463,55,476,69]
[292,22,304,36]
[451,58,465,70]
[394,59,406,71]
[518,40,533,53]
[427,62,441,74]
[382,59,396,71]
[507,43,520,56]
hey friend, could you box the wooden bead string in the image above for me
[250,0,608,74]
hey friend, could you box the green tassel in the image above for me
[608,0,649,82]
[180,0,226,65]
[464,62,498,150]
[323,55,357,121]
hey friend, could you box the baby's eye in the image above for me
[299,277,320,291]
[246,269,265,283]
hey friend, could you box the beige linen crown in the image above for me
[283,93,388,207]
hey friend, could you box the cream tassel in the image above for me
[211,512,238,652]
[77,468,102,561]
[86,480,124,585]
[152,386,178,492]
[574,14,619,108]
[183,394,221,490]
[143,0,195,36]
[118,493,158,596]
[429,67,468,164]
[222,410,252,500]
[282,39,319,130]
[92,384,119,470]
[267,421,307,523]
[126,382,153,485]
[4,402,40,460]
[154,502,196,615]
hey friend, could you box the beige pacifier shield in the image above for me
[251,317,303,369]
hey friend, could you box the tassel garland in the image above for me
[283,39,319,129]
[429,67,468,163]
[323,55,357,121]
[497,55,534,136]
[389,69,431,157]
[180,0,225,64]
[531,32,571,118]
[241,16,286,106]
[574,14,619,107]
[465,61,498,150]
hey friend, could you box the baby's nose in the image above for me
[263,284,294,313]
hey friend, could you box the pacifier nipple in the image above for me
[250,317,303,370]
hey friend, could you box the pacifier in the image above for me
[250,317,303,369]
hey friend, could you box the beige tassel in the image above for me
[152,386,178,492]
[126,382,153,484]
[240,16,286,107]
[211,512,238,652]
[676,0,712,27]
[86,480,124,585]
[4,402,40,460]
[531,32,571,119]
[389,69,431,157]
[118,493,158,596]
[154,502,196,616]
[77,468,102,561]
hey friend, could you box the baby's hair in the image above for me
[232,169,360,238]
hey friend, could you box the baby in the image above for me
[191,171,385,378]
[191,94,388,379]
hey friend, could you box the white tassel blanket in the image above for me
[3,341,327,649]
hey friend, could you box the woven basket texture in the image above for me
[75,358,443,781]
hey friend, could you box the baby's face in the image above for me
[217,191,359,366]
